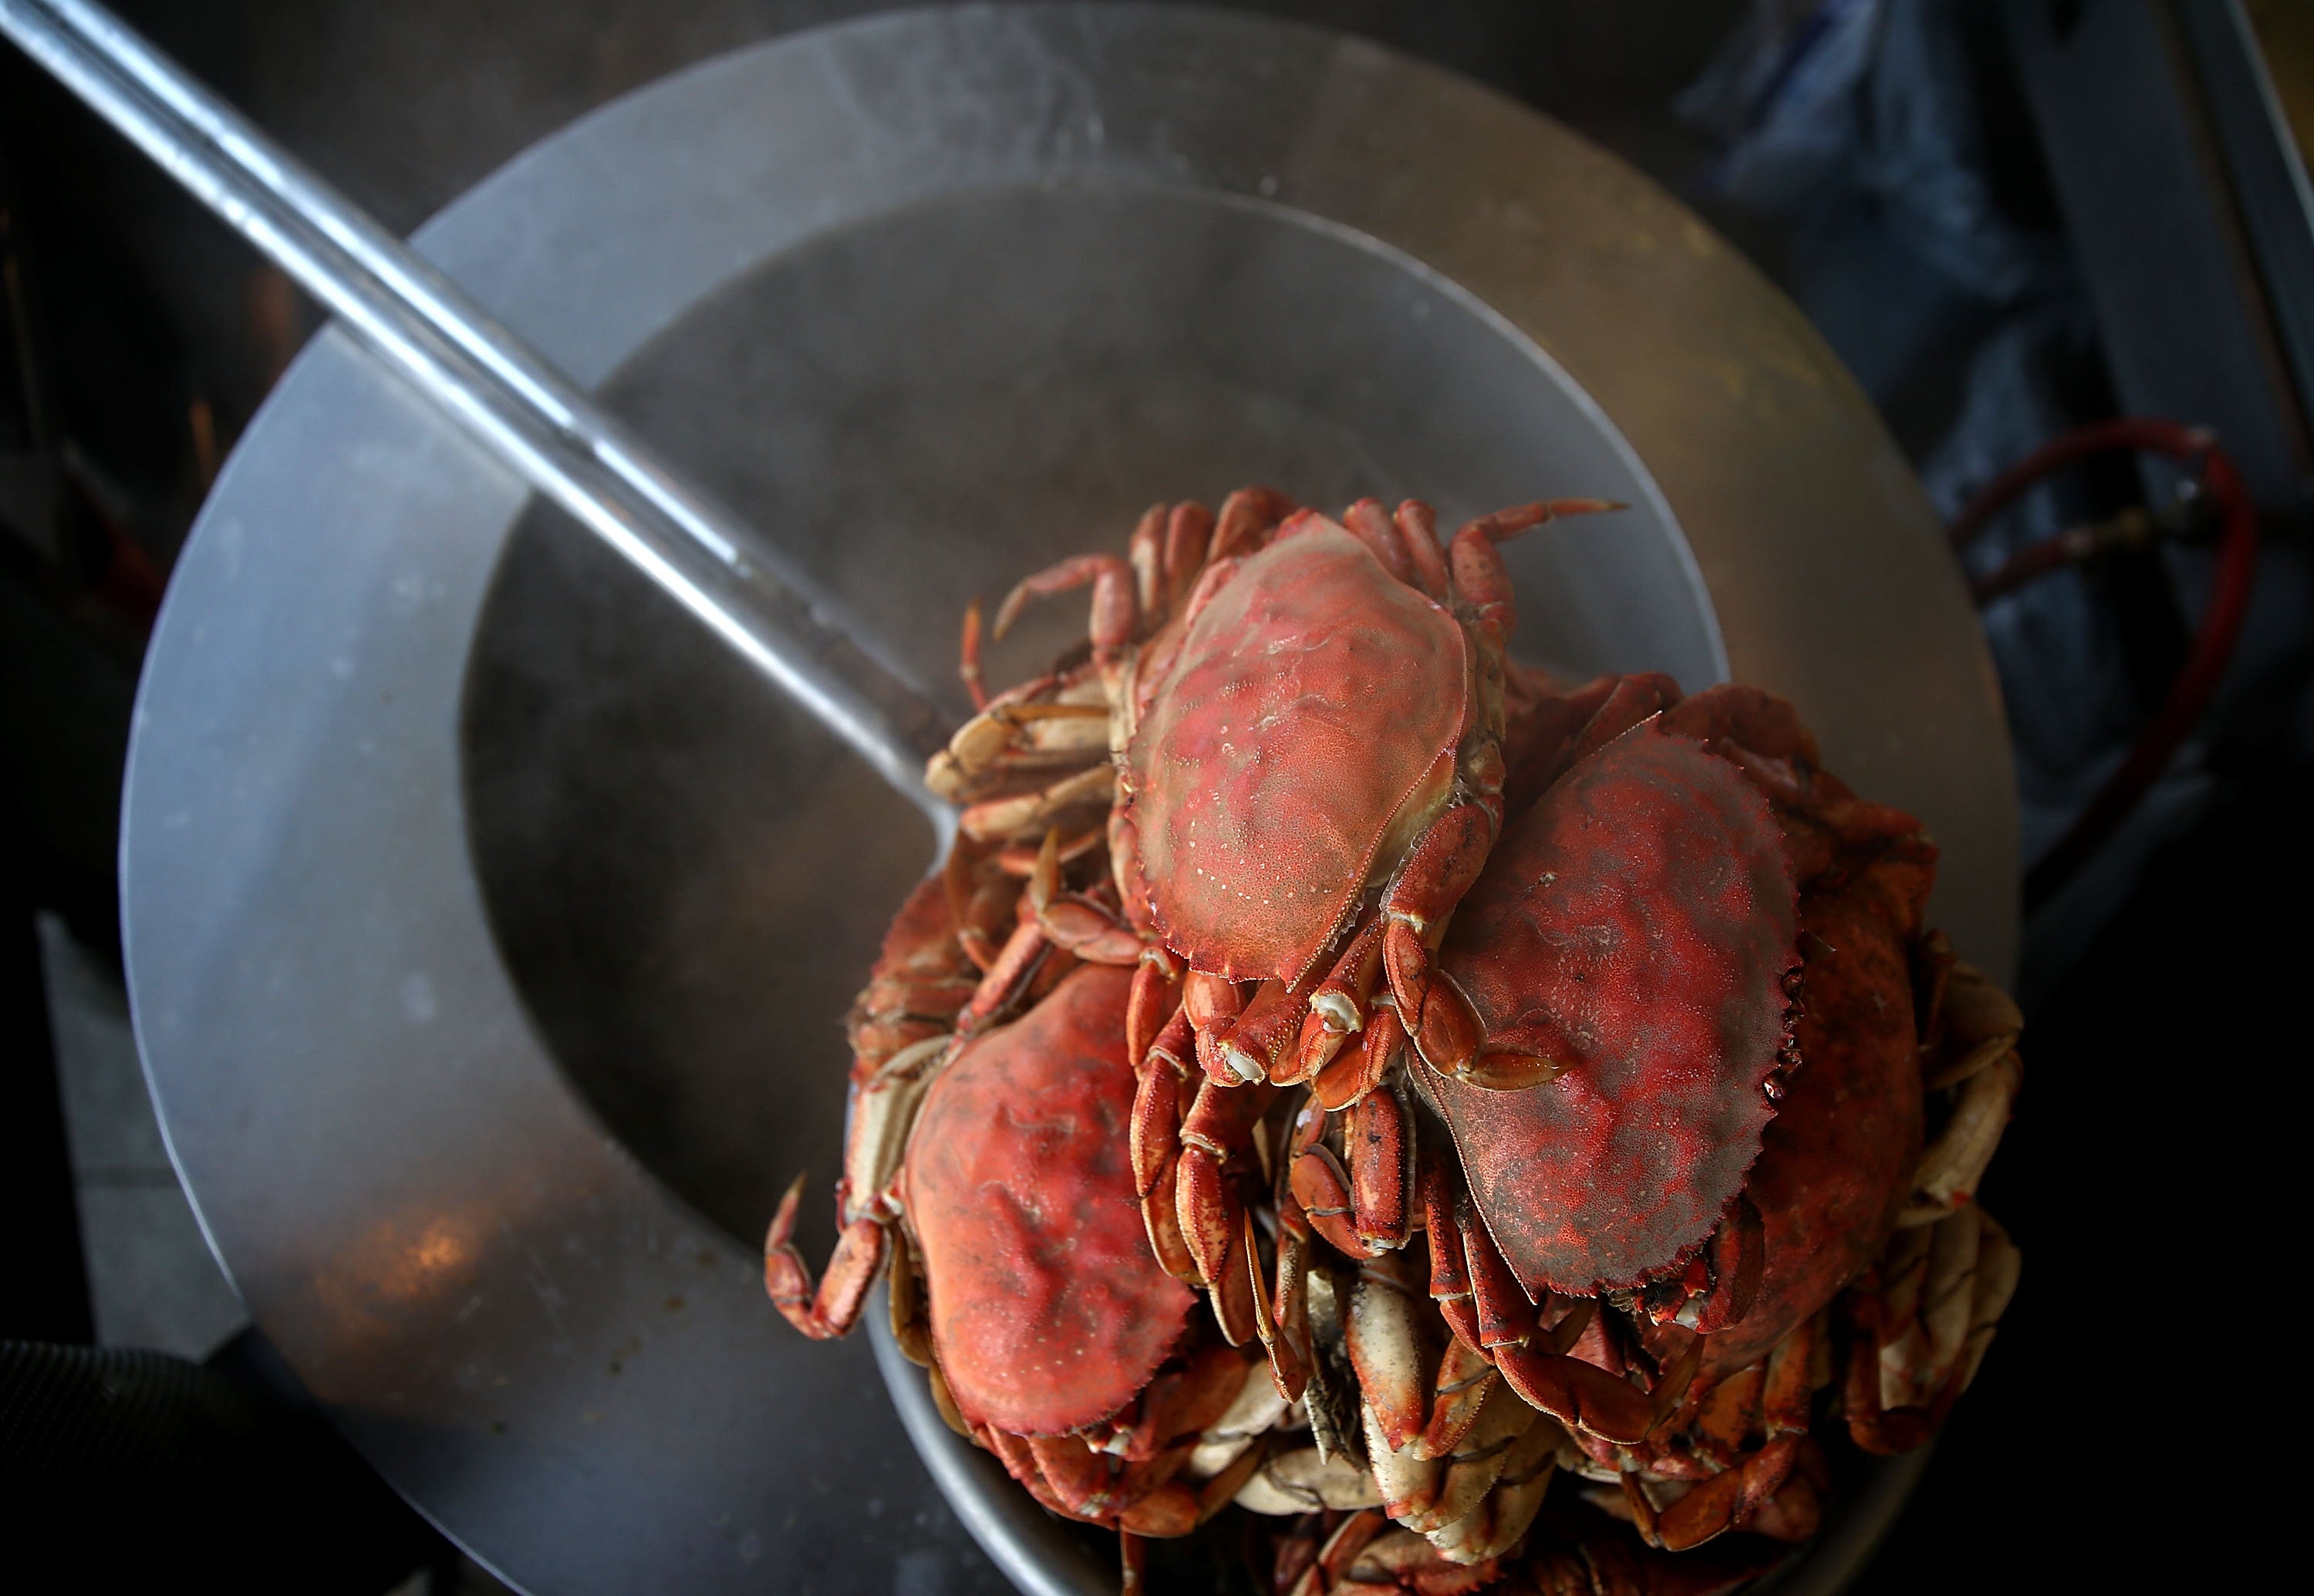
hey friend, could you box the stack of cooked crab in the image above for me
[767,490,2023,1596]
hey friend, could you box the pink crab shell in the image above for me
[1421,722,1800,1297]
[901,963,1196,1436]
[1126,521,1472,986]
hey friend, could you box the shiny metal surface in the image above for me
[121,7,2015,1594]
[1,0,952,816]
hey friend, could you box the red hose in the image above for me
[1948,417,2260,911]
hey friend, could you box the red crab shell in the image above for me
[1125,521,1472,986]
[1419,719,1800,1298]
[900,962,1197,1436]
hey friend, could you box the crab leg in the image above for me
[1341,498,1417,585]
[1648,1434,1803,1552]
[1378,801,1495,1021]
[1762,1312,1823,1436]
[1244,1213,1309,1402]
[1346,1078,1415,1250]
[1160,501,1218,618]
[1129,1014,1194,1193]
[1515,672,1683,803]
[1308,918,1388,1039]
[1857,1206,2020,1449]
[1132,1010,1203,1281]
[958,916,1050,1032]
[1288,1107,1373,1260]
[1311,998,1404,1110]
[1390,501,1453,599]
[1456,1195,1537,1353]
[1901,1050,2021,1223]
[1025,829,1145,963]
[959,597,990,710]
[1411,1334,1502,1463]
[1422,1165,1487,1355]
[1126,503,1168,624]
[764,1177,887,1340]
[1395,1379,1536,1536]
[1443,498,1621,639]
[1687,1361,1765,1466]
[1139,1161,1201,1282]
[1176,1075,1281,1334]
[957,761,1116,845]
[1344,1250,1433,1452]
[1841,1209,2019,1455]
[1298,1510,1389,1596]
[1208,484,1295,562]
[1425,1409,1560,1564]
[1125,952,1182,1069]
[1207,1214,1261,1347]
[1440,1205,1653,1444]
[1219,973,1319,1082]
[1409,967,1578,1091]
[993,552,1139,660]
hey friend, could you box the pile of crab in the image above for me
[767,489,2023,1596]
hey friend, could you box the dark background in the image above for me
[4,2,2305,1591]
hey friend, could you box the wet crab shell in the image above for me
[900,962,1198,1436]
[1125,521,1472,987]
[1419,720,1800,1298]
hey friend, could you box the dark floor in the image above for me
[1872,761,2302,1593]
[1,3,2291,1594]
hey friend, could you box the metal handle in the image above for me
[0,0,956,832]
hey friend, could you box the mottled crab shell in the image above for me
[1125,521,1472,985]
[901,963,1196,1436]
[1698,834,1932,1375]
[1422,722,1799,1297]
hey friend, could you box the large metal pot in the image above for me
[121,7,2012,1592]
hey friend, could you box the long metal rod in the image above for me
[0,0,955,832]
